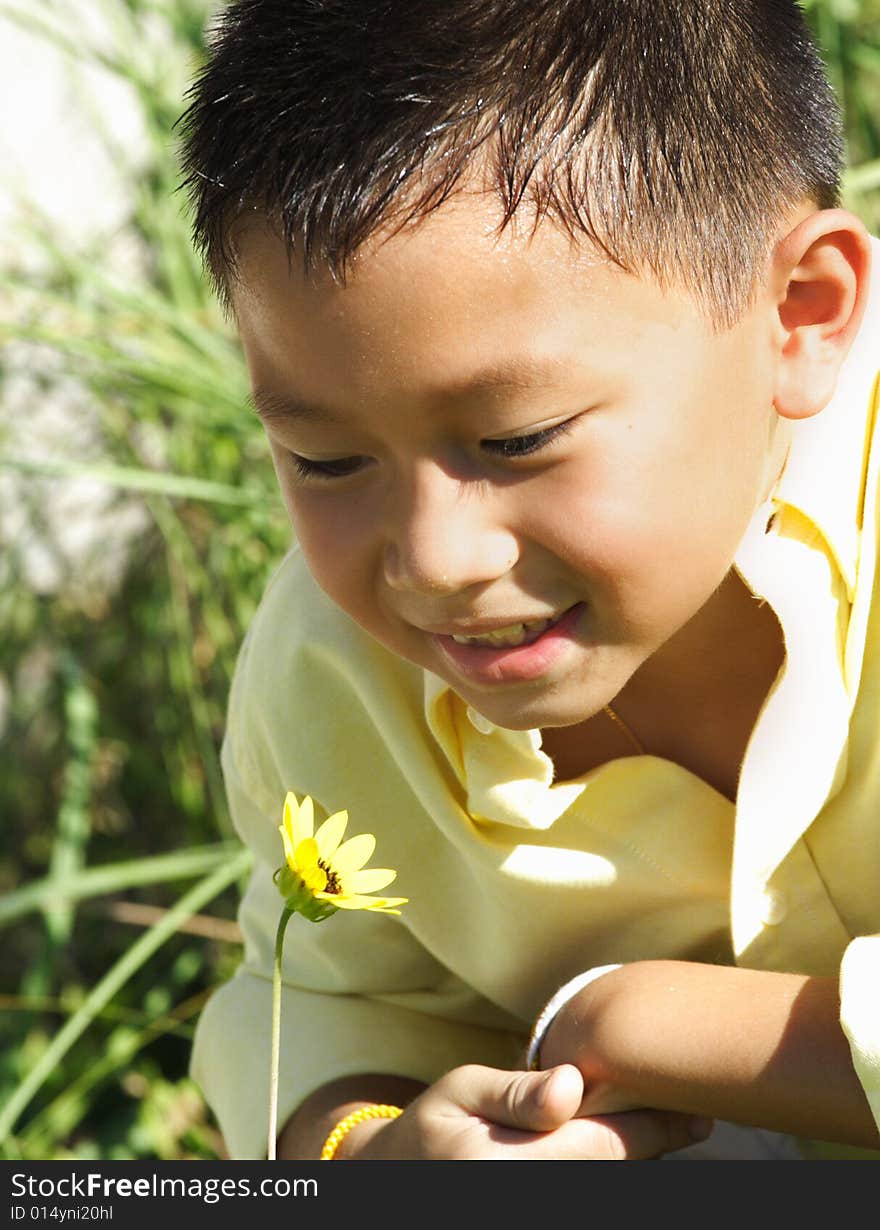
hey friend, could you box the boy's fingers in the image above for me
[444,1063,585,1131]
[496,1108,713,1160]
[574,1110,715,1161]
[435,1065,713,1158]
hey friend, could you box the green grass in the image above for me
[0,0,878,1160]
[0,0,285,1160]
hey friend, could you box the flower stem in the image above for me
[267,905,295,1161]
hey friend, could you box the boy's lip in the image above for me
[415,608,572,637]
[429,602,587,685]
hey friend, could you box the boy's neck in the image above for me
[543,570,785,801]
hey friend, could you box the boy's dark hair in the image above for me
[178,0,843,326]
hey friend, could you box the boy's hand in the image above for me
[347,1063,711,1160]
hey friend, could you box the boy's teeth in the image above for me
[451,617,552,647]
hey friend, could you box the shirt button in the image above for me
[466,706,495,734]
[759,887,787,926]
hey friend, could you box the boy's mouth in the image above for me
[430,603,586,687]
[449,615,556,649]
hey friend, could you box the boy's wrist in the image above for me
[527,963,623,1072]
[329,1112,400,1159]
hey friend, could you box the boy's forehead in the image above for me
[230,193,703,405]
[233,191,610,316]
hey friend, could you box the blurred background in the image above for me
[0,0,878,1161]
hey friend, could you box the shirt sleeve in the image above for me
[839,934,880,1134]
[189,732,525,1161]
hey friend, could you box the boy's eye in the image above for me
[481,419,575,458]
[290,454,366,480]
[288,417,576,480]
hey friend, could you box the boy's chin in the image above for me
[454,688,619,734]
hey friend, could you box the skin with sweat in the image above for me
[233,195,801,797]
[230,192,878,1156]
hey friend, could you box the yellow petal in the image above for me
[294,836,320,872]
[314,810,348,861]
[301,863,328,893]
[282,798,295,842]
[284,792,315,847]
[278,823,296,869]
[298,794,315,843]
[343,867,397,894]
[327,893,408,911]
[368,896,408,912]
[330,832,376,874]
[322,893,385,910]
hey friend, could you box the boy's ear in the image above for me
[771,208,872,421]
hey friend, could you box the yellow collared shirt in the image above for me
[191,239,880,1160]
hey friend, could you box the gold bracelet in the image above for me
[319,1103,403,1160]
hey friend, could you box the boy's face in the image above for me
[232,194,789,731]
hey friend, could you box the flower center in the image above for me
[318,859,341,894]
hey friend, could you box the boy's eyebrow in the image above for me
[442,355,573,395]
[247,389,344,424]
[247,357,574,424]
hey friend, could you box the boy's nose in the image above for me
[382,465,518,595]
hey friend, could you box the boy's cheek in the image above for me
[294,528,385,629]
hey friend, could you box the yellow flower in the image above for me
[267,792,408,1158]
[276,792,407,917]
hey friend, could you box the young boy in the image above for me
[180,0,880,1160]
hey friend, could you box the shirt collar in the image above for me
[423,670,586,828]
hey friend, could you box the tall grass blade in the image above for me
[0,455,267,506]
[0,844,251,1145]
[0,842,243,926]
[44,656,97,943]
